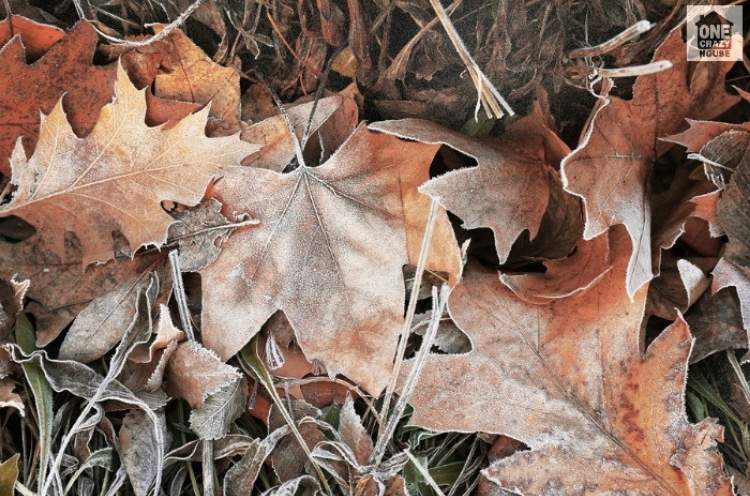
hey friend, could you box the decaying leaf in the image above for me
[0,21,114,174]
[561,26,738,296]
[339,395,373,465]
[0,379,24,416]
[240,96,346,171]
[165,341,240,408]
[168,199,245,272]
[201,124,457,393]
[647,254,710,321]
[120,409,167,496]
[0,63,256,266]
[189,377,247,440]
[223,426,290,496]
[400,229,732,494]
[687,288,747,363]
[110,26,241,136]
[58,272,161,363]
[0,15,63,59]
[0,237,163,346]
[371,112,575,265]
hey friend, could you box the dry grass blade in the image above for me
[373,284,449,465]
[427,0,513,119]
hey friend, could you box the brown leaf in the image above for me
[168,199,245,272]
[240,96,345,171]
[371,119,551,265]
[0,237,163,346]
[0,21,115,174]
[111,26,241,136]
[647,254,709,321]
[339,395,372,465]
[0,379,23,416]
[0,15,63,59]
[165,341,240,409]
[201,124,457,393]
[687,288,746,364]
[561,25,738,297]
[500,232,611,304]
[0,64,256,266]
[58,271,161,363]
[400,229,732,494]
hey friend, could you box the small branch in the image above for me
[87,0,206,47]
[596,60,672,78]
[568,20,653,59]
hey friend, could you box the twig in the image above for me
[427,0,514,119]
[168,250,195,342]
[596,60,672,78]
[169,250,215,496]
[568,20,653,59]
[81,0,205,47]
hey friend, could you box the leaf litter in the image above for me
[0,2,747,496]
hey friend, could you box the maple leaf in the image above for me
[200,124,459,393]
[400,229,733,495]
[371,108,575,265]
[0,63,256,266]
[561,25,738,297]
[0,21,115,174]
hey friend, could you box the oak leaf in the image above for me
[0,21,115,174]
[561,26,738,297]
[201,124,459,393]
[0,64,256,266]
[401,229,733,495]
[0,15,63,58]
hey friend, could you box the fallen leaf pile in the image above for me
[0,6,747,496]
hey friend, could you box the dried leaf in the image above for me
[0,379,23,416]
[339,395,372,465]
[165,341,240,409]
[58,273,159,363]
[120,409,166,496]
[371,118,552,264]
[223,427,290,496]
[168,199,242,272]
[112,26,241,136]
[201,124,456,393]
[240,96,345,171]
[0,15,63,58]
[500,232,611,304]
[0,64,256,266]
[189,377,247,440]
[647,254,710,321]
[0,237,163,346]
[561,26,738,296]
[687,288,746,363]
[400,229,732,494]
[0,21,114,174]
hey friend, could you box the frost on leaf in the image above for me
[400,229,732,495]
[561,25,738,297]
[201,124,457,394]
[0,63,257,266]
